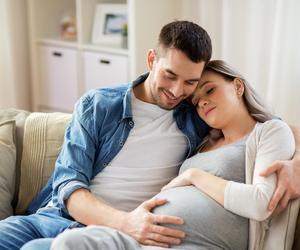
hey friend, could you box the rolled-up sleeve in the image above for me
[52,93,98,211]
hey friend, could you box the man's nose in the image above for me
[170,81,184,98]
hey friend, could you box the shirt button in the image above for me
[119,140,124,146]
[103,163,108,167]
[128,121,134,127]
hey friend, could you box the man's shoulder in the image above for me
[79,84,129,107]
[74,84,130,120]
[86,84,130,100]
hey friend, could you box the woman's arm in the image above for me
[259,125,300,215]
[162,168,227,206]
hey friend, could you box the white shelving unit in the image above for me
[27,0,184,112]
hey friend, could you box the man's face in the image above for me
[146,48,206,110]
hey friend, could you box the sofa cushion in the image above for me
[263,197,300,250]
[0,120,16,219]
[293,211,300,249]
[15,112,71,214]
[0,108,30,209]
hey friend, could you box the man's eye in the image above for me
[186,81,198,86]
[165,74,176,80]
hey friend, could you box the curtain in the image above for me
[0,0,31,109]
[188,0,300,126]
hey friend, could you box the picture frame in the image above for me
[91,4,127,46]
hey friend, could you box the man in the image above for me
[0,20,299,250]
[0,20,210,250]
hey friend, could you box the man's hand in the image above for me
[119,197,185,248]
[260,157,300,215]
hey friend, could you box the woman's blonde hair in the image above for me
[200,60,274,145]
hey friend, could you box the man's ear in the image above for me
[147,49,156,70]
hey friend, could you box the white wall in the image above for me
[1,0,299,125]
[181,0,223,59]
[0,0,31,110]
[183,0,300,126]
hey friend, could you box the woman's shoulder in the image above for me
[252,119,294,149]
[255,119,291,135]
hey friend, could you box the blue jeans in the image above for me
[21,238,53,250]
[0,207,80,250]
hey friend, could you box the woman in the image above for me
[51,60,296,250]
[153,60,295,249]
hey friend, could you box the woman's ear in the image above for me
[234,78,244,97]
[147,49,156,70]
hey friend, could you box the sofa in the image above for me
[0,108,300,249]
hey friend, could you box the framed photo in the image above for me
[91,4,127,45]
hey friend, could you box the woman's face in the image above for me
[192,70,243,129]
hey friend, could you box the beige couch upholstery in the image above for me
[0,108,299,249]
[0,108,71,215]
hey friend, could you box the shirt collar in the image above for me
[121,73,149,120]
[121,72,194,121]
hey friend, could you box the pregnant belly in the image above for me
[152,186,248,250]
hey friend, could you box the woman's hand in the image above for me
[161,169,198,191]
[162,168,227,206]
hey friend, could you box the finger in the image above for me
[271,206,282,217]
[259,163,282,177]
[153,214,184,225]
[279,192,290,210]
[152,224,185,239]
[271,193,290,217]
[161,183,173,191]
[268,186,286,210]
[162,179,179,191]
[143,198,168,211]
[148,232,182,245]
[143,239,169,248]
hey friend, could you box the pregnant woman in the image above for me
[50,60,296,250]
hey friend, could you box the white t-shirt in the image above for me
[90,92,188,211]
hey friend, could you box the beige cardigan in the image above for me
[243,120,299,250]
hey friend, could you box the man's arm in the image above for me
[52,94,185,247]
[260,125,300,215]
[66,188,185,248]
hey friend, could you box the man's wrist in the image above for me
[111,210,128,231]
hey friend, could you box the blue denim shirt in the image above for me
[28,73,209,216]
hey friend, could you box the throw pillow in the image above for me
[0,120,16,219]
[15,112,71,214]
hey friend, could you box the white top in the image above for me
[224,119,298,250]
[90,92,188,211]
[224,120,294,219]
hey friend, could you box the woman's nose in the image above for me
[199,99,208,107]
